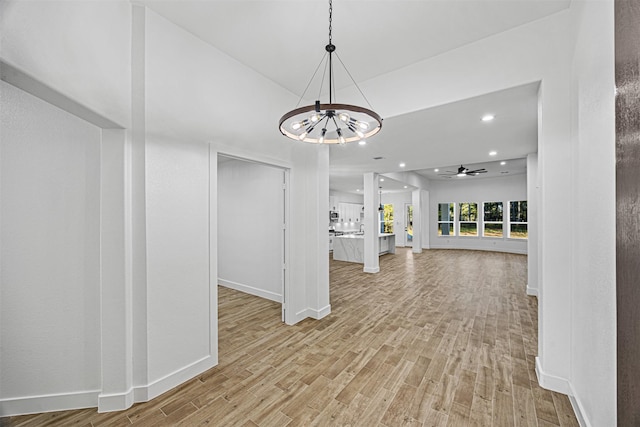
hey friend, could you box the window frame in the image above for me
[437,202,456,237]
[379,203,394,234]
[508,200,528,239]
[458,202,479,237]
[482,201,504,238]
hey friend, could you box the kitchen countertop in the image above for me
[333,233,396,263]
[335,233,394,239]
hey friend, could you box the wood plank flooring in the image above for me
[3,248,579,426]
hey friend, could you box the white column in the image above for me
[363,172,380,273]
[411,189,422,253]
[130,3,149,398]
[289,144,331,323]
[98,129,135,412]
[527,153,538,296]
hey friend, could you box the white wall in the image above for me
[329,190,364,208]
[0,81,102,412]
[568,1,616,425]
[218,158,285,302]
[145,138,212,386]
[429,175,528,254]
[0,1,131,128]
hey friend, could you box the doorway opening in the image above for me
[217,154,289,322]
[405,203,414,248]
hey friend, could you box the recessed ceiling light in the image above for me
[482,114,495,122]
[500,161,506,165]
[489,151,497,156]
[434,168,439,172]
[399,163,406,168]
[356,189,360,191]
[358,140,367,146]
[404,185,408,189]
[380,178,385,182]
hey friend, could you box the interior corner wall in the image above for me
[217,158,285,302]
[0,81,102,415]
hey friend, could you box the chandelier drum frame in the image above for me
[278,0,382,144]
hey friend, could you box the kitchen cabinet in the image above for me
[380,235,389,253]
[338,202,364,223]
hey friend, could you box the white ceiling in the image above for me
[142,0,566,193]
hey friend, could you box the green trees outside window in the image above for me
[458,202,478,236]
[438,203,455,236]
[379,204,394,234]
[436,200,528,240]
[509,201,528,238]
[483,202,503,237]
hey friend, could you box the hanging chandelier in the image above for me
[278,0,382,144]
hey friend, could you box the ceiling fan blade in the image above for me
[467,168,487,174]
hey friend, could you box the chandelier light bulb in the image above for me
[358,121,369,130]
[319,128,327,144]
[291,122,302,130]
[310,113,321,122]
[356,130,364,138]
[338,112,350,122]
[299,131,308,140]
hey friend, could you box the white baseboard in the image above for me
[526,285,539,297]
[363,266,380,273]
[568,385,591,427]
[535,357,572,395]
[0,356,219,416]
[218,279,282,303]
[134,355,217,404]
[0,389,99,417]
[98,388,134,413]
[309,304,331,320]
[429,245,527,255]
[290,304,331,324]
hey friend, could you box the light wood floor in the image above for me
[3,248,578,427]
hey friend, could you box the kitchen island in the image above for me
[332,233,395,263]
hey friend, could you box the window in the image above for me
[509,201,528,239]
[438,203,455,236]
[379,204,394,234]
[458,202,478,236]
[483,202,503,237]
[406,204,413,243]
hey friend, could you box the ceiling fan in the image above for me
[439,165,488,178]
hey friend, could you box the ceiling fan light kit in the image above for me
[278,0,382,144]
[441,164,488,178]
